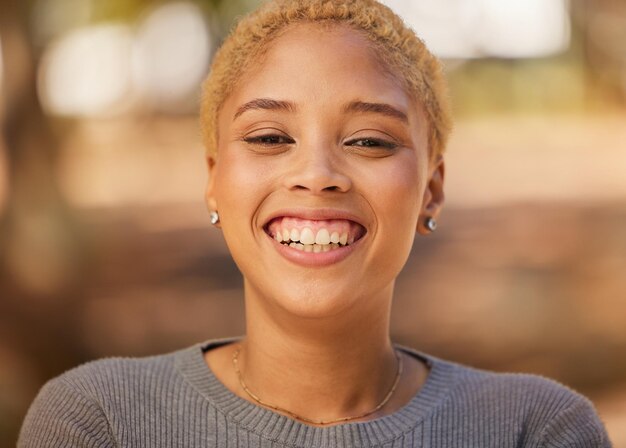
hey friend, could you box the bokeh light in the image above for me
[38,24,134,117]
[133,2,211,112]
[480,0,570,58]
[37,1,211,117]
[381,0,570,59]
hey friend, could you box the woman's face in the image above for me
[206,23,444,319]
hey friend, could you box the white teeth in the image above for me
[315,228,330,245]
[300,228,315,245]
[278,225,358,249]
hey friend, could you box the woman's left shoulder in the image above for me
[448,359,595,410]
[428,354,613,447]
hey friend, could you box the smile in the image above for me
[265,217,366,253]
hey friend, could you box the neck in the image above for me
[238,281,398,424]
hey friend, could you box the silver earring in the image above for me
[210,211,220,225]
[425,217,437,232]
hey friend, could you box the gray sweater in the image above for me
[19,339,612,447]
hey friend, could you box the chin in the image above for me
[261,281,365,320]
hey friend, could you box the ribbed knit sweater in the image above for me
[18,339,612,447]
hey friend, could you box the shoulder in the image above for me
[468,368,611,447]
[53,350,179,397]
[416,352,612,447]
[409,349,590,409]
[31,349,182,411]
[446,359,585,406]
[18,348,186,448]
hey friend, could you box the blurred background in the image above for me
[1,0,625,445]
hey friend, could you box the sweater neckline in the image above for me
[175,338,458,448]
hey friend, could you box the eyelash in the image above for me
[243,134,397,150]
[243,135,295,146]
[344,137,397,150]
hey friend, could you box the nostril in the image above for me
[283,162,352,194]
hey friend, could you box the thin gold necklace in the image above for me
[232,345,403,425]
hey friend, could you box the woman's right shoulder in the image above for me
[49,350,179,396]
[18,349,183,448]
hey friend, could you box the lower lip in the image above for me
[266,232,364,267]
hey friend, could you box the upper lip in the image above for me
[262,207,367,229]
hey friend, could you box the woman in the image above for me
[19,0,611,446]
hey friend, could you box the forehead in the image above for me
[226,22,412,114]
[266,22,380,63]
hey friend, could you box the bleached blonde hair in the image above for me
[200,0,452,160]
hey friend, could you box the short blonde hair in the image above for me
[201,0,452,160]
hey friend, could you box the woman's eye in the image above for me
[243,134,294,146]
[345,138,397,150]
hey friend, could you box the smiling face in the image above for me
[206,23,444,319]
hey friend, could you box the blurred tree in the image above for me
[0,0,91,445]
[0,0,256,356]
[0,0,255,444]
[0,0,81,291]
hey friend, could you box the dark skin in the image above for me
[204,23,444,426]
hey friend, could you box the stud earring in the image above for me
[210,211,220,225]
[424,216,437,232]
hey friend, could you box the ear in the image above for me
[417,155,445,235]
[205,155,220,227]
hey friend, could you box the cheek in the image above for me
[213,148,281,250]
[212,151,270,276]
[215,151,267,214]
[369,153,425,226]
[362,152,426,278]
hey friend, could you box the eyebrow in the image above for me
[233,98,297,120]
[232,98,408,123]
[343,101,408,123]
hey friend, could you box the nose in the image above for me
[282,143,352,194]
